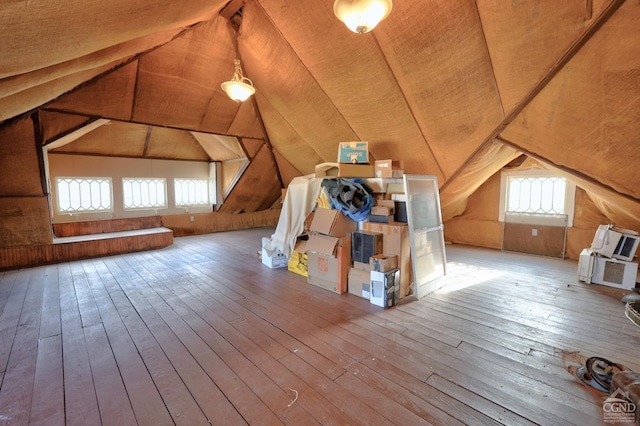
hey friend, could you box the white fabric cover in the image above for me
[263,174,320,257]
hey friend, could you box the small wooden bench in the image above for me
[0,217,173,270]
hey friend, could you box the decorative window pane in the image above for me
[175,179,209,206]
[506,176,566,215]
[56,177,112,213]
[123,178,166,209]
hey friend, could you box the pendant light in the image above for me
[221,59,255,102]
[333,0,393,34]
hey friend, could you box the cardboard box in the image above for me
[353,261,373,271]
[337,142,369,164]
[307,235,351,294]
[337,163,375,178]
[370,254,398,272]
[391,193,407,202]
[363,178,403,193]
[362,222,412,298]
[370,269,400,308]
[386,182,405,196]
[348,268,371,299]
[351,230,383,264]
[375,160,404,178]
[371,200,395,216]
[310,208,357,237]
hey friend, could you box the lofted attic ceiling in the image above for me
[1,0,639,222]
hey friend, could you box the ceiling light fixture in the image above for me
[221,59,255,102]
[333,0,393,34]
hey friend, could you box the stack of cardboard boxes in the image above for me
[306,208,357,294]
[268,141,410,308]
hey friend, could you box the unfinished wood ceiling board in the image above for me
[47,62,139,122]
[191,133,245,161]
[443,172,504,249]
[0,118,43,197]
[221,159,248,196]
[373,0,504,179]
[132,17,238,133]
[536,156,640,231]
[477,0,600,113]
[0,28,182,115]
[0,61,120,123]
[250,93,323,175]
[240,138,264,159]
[50,121,148,157]
[573,187,613,229]
[39,112,95,145]
[0,0,225,79]
[238,3,360,164]
[218,146,281,213]
[252,1,442,180]
[223,100,264,139]
[273,149,303,188]
[501,1,640,201]
[146,127,210,161]
[440,141,521,221]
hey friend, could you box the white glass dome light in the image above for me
[333,0,393,34]
[221,59,255,102]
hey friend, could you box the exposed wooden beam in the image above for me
[30,112,48,195]
[46,151,208,163]
[219,0,246,19]
[250,96,284,189]
[440,0,625,192]
[237,137,252,159]
[42,108,261,140]
[44,118,111,150]
[42,115,99,145]
[142,126,152,157]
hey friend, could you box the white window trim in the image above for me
[174,178,209,207]
[122,177,168,211]
[55,176,114,214]
[499,169,576,227]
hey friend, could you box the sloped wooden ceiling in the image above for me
[0,0,639,219]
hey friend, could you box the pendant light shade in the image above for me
[333,0,393,34]
[221,59,255,102]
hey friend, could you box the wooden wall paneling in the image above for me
[52,216,162,237]
[161,210,279,237]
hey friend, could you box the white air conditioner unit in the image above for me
[578,248,638,290]
[590,224,640,261]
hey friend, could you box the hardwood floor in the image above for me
[1,227,638,425]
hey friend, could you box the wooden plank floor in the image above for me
[1,227,639,425]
